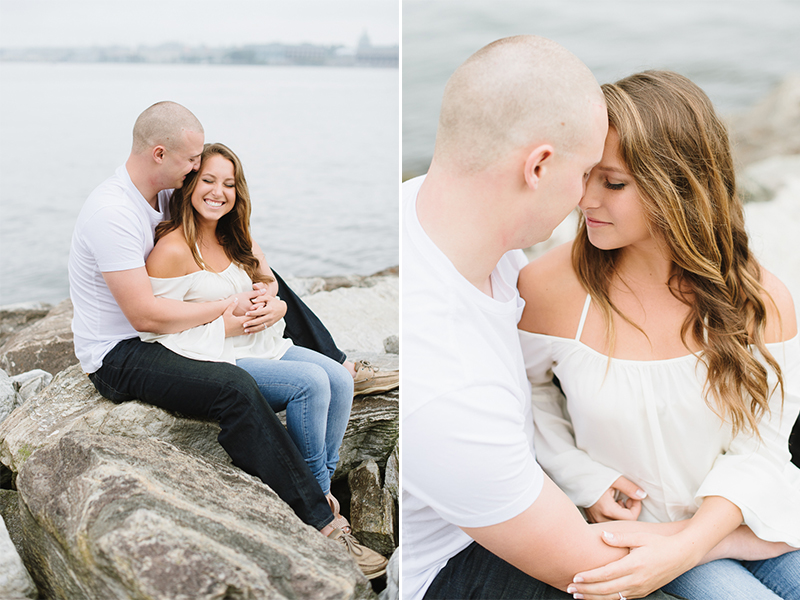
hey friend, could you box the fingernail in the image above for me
[603,531,615,541]
[567,585,577,593]
[573,576,584,583]
[635,489,647,499]
[573,594,584,600]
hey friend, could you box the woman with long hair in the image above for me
[141,142,387,579]
[518,71,799,599]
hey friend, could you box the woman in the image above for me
[141,143,387,577]
[518,71,800,599]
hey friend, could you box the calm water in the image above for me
[0,63,399,306]
[403,0,800,176]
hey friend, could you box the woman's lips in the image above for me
[585,216,610,227]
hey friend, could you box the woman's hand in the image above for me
[585,476,647,523]
[243,287,287,332]
[567,530,699,600]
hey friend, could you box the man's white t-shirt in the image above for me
[68,165,172,373]
[401,175,545,600]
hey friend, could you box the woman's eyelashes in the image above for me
[603,179,625,191]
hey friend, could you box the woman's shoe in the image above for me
[326,493,352,533]
[327,528,388,580]
[352,360,399,396]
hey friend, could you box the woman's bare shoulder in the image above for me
[518,242,587,337]
[760,268,798,342]
[146,228,196,278]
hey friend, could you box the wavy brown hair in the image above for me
[156,142,272,286]
[572,70,782,437]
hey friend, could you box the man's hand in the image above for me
[228,289,264,317]
[222,298,250,338]
[585,476,647,523]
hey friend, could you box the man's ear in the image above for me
[523,144,554,191]
[152,145,166,164]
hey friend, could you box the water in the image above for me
[0,62,399,306]
[403,0,800,177]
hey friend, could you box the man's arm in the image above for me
[462,475,628,592]
[104,267,257,335]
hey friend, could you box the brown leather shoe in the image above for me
[328,528,388,580]
[352,360,399,396]
[326,493,352,533]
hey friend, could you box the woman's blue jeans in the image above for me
[237,345,354,495]
[663,550,800,599]
[89,337,334,530]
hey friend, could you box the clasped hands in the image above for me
[223,283,287,338]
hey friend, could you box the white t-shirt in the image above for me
[68,165,172,373]
[401,175,545,600]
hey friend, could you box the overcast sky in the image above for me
[0,0,399,48]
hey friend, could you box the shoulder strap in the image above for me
[575,294,591,341]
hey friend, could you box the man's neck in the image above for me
[415,166,508,296]
[125,155,161,210]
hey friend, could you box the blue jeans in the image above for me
[89,337,333,530]
[423,541,677,599]
[237,345,354,495]
[663,550,800,599]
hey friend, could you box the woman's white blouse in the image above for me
[140,263,292,365]
[520,329,800,546]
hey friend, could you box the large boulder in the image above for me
[0,303,52,348]
[302,277,398,355]
[0,299,76,377]
[16,431,373,600]
[348,460,396,558]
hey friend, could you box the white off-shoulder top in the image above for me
[521,294,800,547]
[140,261,292,365]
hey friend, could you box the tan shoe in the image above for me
[328,528,388,580]
[352,360,399,396]
[326,493,352,533]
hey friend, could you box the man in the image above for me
[401,36,682,600]
[68,101,386,579]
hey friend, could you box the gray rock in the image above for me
[16,431,373,600]
[0,364,231,476]
[348,460,396,558]
[384,444,399,502]
[302,277,399,355]
[738,154,800,203]
[0,490,24,561]
[0,299,76,377]
[382,335,399,355]
[334,389,398,481]
[0,513,36,599]
[728,73,800,168]
[0,302,52,348]
[0,369,20,426]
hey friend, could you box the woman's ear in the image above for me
[523,144,554,191]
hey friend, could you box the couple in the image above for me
[68,101,392,579]
[402,35,800,600]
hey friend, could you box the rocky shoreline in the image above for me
[0,270,399,600]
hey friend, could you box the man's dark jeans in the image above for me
[89,337,333,530]
[424,541,684,600]
[274,269,347,364]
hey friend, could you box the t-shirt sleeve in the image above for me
[83,205,148,272]
[403,384,545,529]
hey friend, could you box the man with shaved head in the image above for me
[68,101,388,579]
[401,36,680,599]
